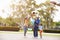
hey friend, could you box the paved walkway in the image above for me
[0,31,60,40]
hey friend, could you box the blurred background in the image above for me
[0,0,60,33]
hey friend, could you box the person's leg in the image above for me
[40,30,42,38]
[24,27,27,36]
[24,28,26,36]
[33,26,36,37]
[33,30,37,37]
[36,30,38,37]
[33,28,38,37]
[33,29,35,37]
[35,27,38,37]
[32,25,34,37]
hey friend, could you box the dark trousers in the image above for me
[33,27,38,37]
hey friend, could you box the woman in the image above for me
[24,17,29,36]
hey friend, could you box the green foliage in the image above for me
[56,22,60,26]
[0,17,21,26]
[43,29,60,33]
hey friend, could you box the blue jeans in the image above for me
[33,26,38,37]
[24,26,28,36]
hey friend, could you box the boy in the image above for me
[39,24,43,38]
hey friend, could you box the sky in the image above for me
[0,0,60,22]
[0,0,11,18]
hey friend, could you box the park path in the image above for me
[0,31,60,40]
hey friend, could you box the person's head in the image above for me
[33,12,35,14]
[31,12,35,16]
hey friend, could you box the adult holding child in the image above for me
[33,16,40,37]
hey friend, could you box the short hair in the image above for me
[33,12,35,14]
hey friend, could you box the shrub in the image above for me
[0,26,20,31]
[43,29,60,33]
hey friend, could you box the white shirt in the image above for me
[39,26,43,30]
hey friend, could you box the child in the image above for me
[39,24,43,38]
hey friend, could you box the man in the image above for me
[34,17,40,37]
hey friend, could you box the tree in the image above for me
[37,1,57,29]
[10,0,58,29]
[10,0,38,26]
[56,22,60,26]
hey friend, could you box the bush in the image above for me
[43,29,60,33]
[0,26,20,31]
